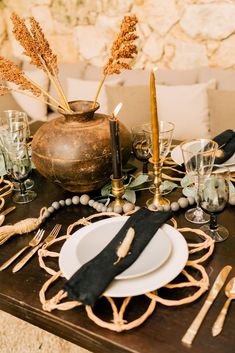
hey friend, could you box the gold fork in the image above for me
[0,229,45,271]
[12,224,62,273]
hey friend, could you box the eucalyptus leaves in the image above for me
[101,172,178,204]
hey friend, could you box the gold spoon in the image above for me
[0,206,16,226]
[212,277,235,336]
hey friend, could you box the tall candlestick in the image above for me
[109,103,123,179]
[150,69,159,163]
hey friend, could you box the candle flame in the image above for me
[153,67,158,72]
[113,102,123,117]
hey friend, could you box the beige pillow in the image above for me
[208,89,235,137]
[8,69,49,121]
[198,67,235,91]
[106,85,151,131]
[83,65,198,86]
[67,77,124,114]
[0,94,22,112]
[156,80,216,140]
[106,80,216,139]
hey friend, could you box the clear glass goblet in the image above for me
[3,143,37,204]
[199,170,229,242]
[144,121,175,195]
[180,139,218,224]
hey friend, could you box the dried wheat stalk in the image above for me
[93,14,138,107]
[0,13,71,113]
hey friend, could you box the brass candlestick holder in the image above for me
[110,175,127,208]
[146,157,170,208]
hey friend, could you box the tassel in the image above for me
[0,207,47,245]
[114,227,135,265]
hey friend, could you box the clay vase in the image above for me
[31,100,131,193]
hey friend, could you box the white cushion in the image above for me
[156,80,216,140]
[66,77,123,114]
[8,70,49,121]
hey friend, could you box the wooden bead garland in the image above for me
[43,194,197,219]
[43,194,137,219]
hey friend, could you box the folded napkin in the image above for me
[63,207,172,306]
[213,129,235,164]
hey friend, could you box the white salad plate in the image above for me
[59,216,189,297]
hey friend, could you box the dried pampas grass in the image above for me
[93,14,138,106]
[0,13,138,114]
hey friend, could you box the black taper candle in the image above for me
[109,115,122,179]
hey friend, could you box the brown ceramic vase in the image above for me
[31,100,131,193]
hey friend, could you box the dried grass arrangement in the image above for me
[0,13,138,114]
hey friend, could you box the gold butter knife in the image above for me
[181,265,232,346]
[12,224,62,273]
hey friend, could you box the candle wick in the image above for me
[110,114,117,121]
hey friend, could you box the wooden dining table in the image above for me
[0,139,235,353]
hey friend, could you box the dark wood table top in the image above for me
[0,149,235,353]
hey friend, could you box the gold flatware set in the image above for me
[182,265,234,345]
[0,224,61,273]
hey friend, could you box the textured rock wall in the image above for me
[1,0,235,69]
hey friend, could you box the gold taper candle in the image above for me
[150,69,159,163]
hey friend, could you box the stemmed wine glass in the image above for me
[3,143,37,204]
[0,110,34,190]
[131,124,152,180]
[199,169,229,242]
[144,121,175,195]
[180,139,218,224]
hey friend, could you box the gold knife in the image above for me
[181,265,232,346]
[12,224,62,273]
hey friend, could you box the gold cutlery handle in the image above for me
[212,298,232,337]
[12,242,43,273]
[182,300,211,345]
[0,245,29,271]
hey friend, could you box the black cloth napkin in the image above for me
[213,129,235,164]
[63,207,172,306]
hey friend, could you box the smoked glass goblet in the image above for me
[131,124,152,180]
[0,110,34,190]
[200,171,229,242]
[3,143,37,204]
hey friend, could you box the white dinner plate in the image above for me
[171,145,235,172]
[65,217,172,280]
[59,217,189,297]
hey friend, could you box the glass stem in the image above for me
[142,161,148,174]
[19,181,26,195]
[210,213,218,230]
[195,173,202,209]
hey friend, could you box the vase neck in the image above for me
[61,100,100,122]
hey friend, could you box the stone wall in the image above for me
[1,0,235,70]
